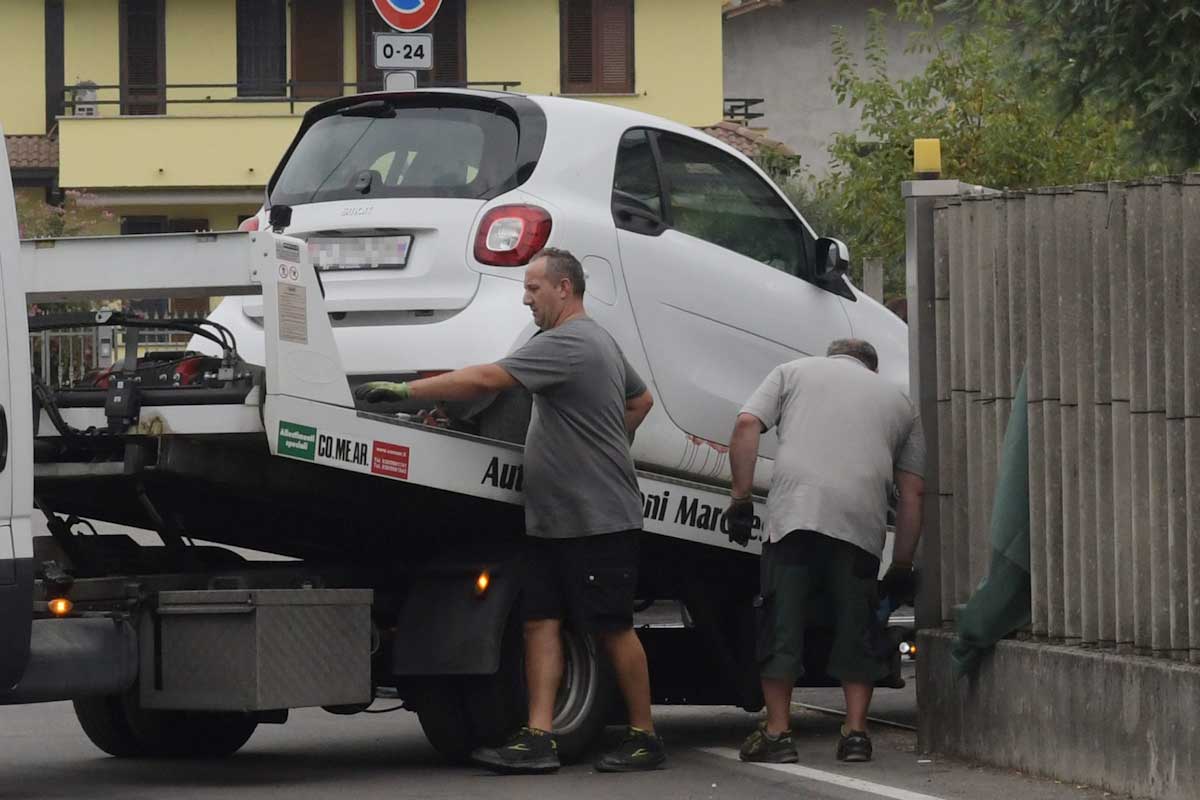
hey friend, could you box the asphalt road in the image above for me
[0,665,1129,800]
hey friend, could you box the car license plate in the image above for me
[308,236,412,270]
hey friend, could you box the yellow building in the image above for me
[2,0,726,237]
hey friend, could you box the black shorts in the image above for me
[521,530,640,634]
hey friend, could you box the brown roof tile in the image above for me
[6,135,59,170]
[697,120,794,159]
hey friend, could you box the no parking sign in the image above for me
[371,0,444,32]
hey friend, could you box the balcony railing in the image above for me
[61,80,524,118]
[723,97,765,124]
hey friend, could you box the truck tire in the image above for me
[413,679,476,763]
[73,689,257,758]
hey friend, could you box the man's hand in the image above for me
[879,563,919,606]
[354,381,411,404]
[725,496,755,547]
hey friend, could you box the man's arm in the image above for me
[624,389,653,436]
[729,412,766,499]
[891,469,925,565]
[407,364,518,402]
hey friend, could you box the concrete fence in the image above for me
[928,176,1200,662]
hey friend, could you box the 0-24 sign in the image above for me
[374,33,433,70]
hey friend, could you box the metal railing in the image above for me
[723,97,765,124]
[61,80,524,117]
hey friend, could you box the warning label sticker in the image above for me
[371,441,410,480]
[277,283,308,344]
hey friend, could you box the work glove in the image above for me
[879,563,919,607]
[725,497,755,547]
[353,381,411,404]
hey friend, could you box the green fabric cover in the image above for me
[951,368,1031,677]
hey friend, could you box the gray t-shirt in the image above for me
[740,354,925,557]
[498,317,647,538]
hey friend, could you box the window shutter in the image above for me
[357,0,393,92]
[562,0,595,92]
[561,0,632,94]
[237,0,286,96]
[122,0,164,114]
[596,0,632,93]
[292,0,344,100]
[430,0,465,85]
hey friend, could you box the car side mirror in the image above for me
[612,192,667,237]
[815,237,850,278]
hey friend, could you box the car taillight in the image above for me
[238,216,260,232]
[473,205,552,267]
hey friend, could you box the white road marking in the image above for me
[700,747,947,800]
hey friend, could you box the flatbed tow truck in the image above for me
[0,137,905,762]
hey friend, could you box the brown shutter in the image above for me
[120,0,164,115]
[430,0,465,85]
[293,0,344,99]
[561,0,632,94]
[596,0,632,93]
[357,0,393,91]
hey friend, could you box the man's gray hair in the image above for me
[827,338,879,372]
[533,247,586,297]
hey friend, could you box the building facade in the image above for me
[1,0,724,234]
[722,0,933,176]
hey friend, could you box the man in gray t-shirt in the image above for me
[354,248,663,775]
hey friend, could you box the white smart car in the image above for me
[203,89,908,485]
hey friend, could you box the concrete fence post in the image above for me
[977,198,999,593]
[1025,192,1048,637]
[949,198,971,609]
[1181,175,1200,664]
[863,258,884,303]
[902,178,961,632]
[1161,177,1189,660]
[934,201,956,622]
[1089,186,1115,646]
[1076,187,1101,646]
[1057,190,1083,643]
[1126,183,1153,653]
[1038,189,1065,641]
[1108,183,1135,651]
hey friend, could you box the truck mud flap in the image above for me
[0,616,137,704]
[0,557,33,691]
[392,561,520,676]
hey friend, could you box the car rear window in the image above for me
[269,101,527,206]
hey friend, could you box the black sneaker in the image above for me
[594,726,667,772]
[739,722,799,763]
[471,726,560,774]
[836,727,872,762]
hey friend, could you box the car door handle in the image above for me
[0,403,7,473]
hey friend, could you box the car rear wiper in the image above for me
[339,100,396,118]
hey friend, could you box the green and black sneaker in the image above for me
[594,726,667,772]
[739,722,799,763]
[835,726,873,763]
[471,726,560,774]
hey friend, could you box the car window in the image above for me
[271,105,517,205]
[655,132,812,277]
[613,129,663,217]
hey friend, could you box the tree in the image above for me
[16,189,112,239]
[792,0,1150,297]
[960,0,1200,169]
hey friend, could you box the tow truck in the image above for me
[0,133,907,762]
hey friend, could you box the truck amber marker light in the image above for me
[475,571,491,596]
[48,598,73,617]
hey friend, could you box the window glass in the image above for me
[270,105,520,205]
[612,129,662,217]
[656,134,812,277]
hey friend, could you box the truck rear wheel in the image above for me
[413,622,614,764]
[73,689,257,758]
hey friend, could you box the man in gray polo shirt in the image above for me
[726,338,924,764]
[355,248,662,774]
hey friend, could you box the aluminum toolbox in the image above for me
[139,588,372,711]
